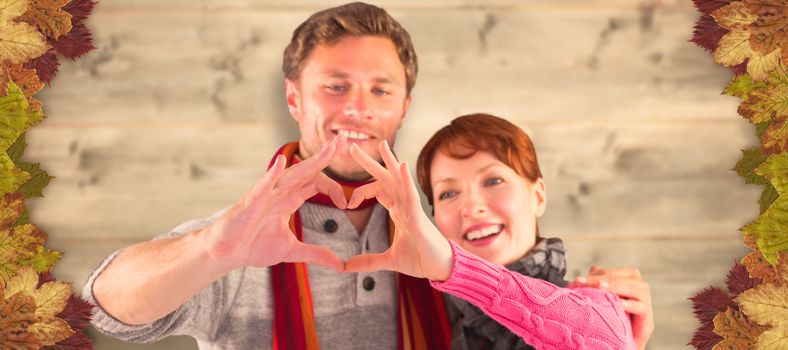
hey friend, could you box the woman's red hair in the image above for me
[416,113,542,206]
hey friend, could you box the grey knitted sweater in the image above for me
[83,202,398,349]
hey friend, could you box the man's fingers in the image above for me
[400,162,420,201]
[587,266,643,280]
[315,172,347,209]
[621,299,651,316]
[350,143,390,182]
[579,275,650,301]
[248,154,287,200]
[286,241,345,272]
[348,182,380,209]
[379,140,402,183]
[280,135,343,189]
[344,253,393,273]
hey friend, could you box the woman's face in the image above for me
[430,149,546,265]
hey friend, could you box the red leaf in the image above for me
[692,0,733,15]
[726,260,762,297]
[62,0,97,27]
[689,286,734,325]
[42,331,93,350]
[688,322,723,350]
[732,60,748,75]
[691,14,728,53]
[53,22,95,60]
[24,49,60,85]
[57,295,93,332]
[37,271,56,288]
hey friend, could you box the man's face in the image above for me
[286,35,411,181]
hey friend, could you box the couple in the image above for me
[85,3,653,350]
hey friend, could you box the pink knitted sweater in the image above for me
[431,241,637,350]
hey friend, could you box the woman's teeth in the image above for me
[465,225,503,241]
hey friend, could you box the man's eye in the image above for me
[484,178,503,186]
[326,85,347,93]
[372,88,389,96]
[438,191,457,201]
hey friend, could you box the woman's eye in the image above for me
[484,178,503,186]
[438,191,457,201]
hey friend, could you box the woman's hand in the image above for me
[574,267,654,350]
[343,141,454,281]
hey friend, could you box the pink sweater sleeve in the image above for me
[430,241,636,350]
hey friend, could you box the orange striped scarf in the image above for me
[268,142,452,350]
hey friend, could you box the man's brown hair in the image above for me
[282,2,418,95]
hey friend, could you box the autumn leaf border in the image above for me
[690,0,788,349]
[1,0,97,349]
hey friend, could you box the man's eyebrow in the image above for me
[321,71,400,84]
[325,71,350,79]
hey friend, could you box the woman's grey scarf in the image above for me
[444,237,568,350]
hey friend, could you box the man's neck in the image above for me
[293,152,375,234]
[345,206,373,234]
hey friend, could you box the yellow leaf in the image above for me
[0,0,30,21]
[0,289,42,349]
[28,315,73,346]
[713,307,768,349]
[32,280,69,319]
[0,63,44,112]
[749,49,782,81]
[0,0,49,64]
[19,0,72,40]
[737,282,788,327]
[715,29,753,67]
[756,325,788,350]
[4,266,37,298]
[712,2,758,30]
[743,250,781,284]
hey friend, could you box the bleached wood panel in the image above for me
[23,1,756,350]
[95,0,693,11]
[38,7,737,126]
[24,120,759,241]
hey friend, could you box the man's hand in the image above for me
[574,267,654,350]
[202,135,349,271]
[342,141,454,281]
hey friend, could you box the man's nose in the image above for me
[343,89,372,119]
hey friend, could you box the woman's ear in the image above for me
[533,178,546,218]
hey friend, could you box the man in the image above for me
[85,3,653,349]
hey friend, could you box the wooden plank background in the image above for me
[22,1,756,349]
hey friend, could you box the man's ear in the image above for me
[285,79,301,122]
[400,95,412,122]
[533,178,547,218]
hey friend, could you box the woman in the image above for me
[345,113,651,349]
